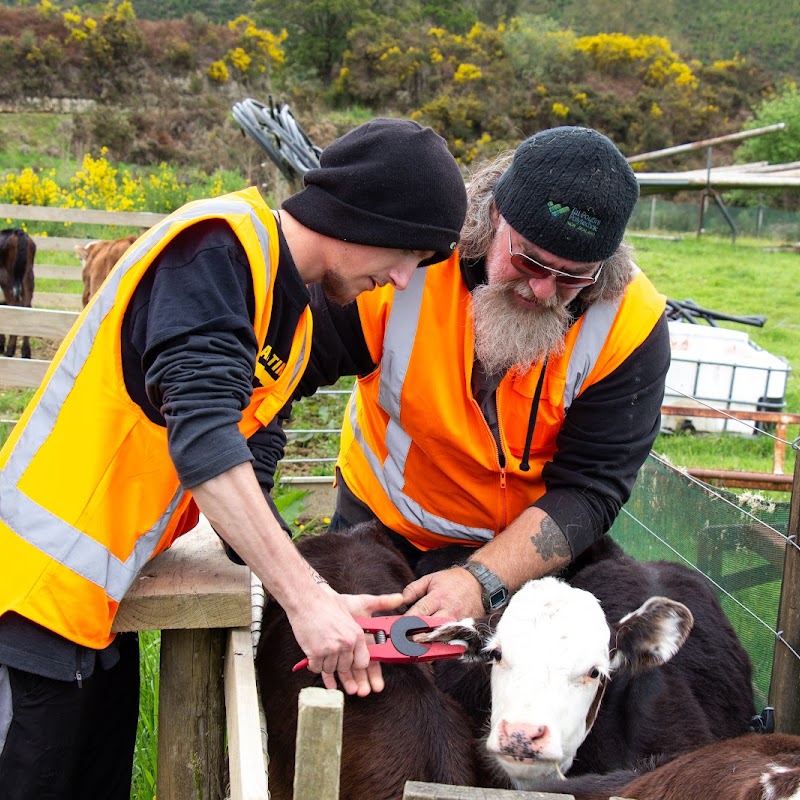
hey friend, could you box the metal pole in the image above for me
[627,122,787,163]
[768,441,800,733]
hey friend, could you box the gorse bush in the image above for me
[0,150,243,227]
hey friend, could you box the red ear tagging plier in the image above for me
[292,615,466,672]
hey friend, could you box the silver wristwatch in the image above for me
[463,561,509,611]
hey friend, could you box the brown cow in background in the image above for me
[76,234,137,307]
[0,228,36,358]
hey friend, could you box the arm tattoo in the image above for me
[531,516,572,563]
[308,564,328,585]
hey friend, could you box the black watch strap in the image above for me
[463,561,509,611]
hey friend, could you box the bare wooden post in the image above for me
[293,687,344,800]
[225,627,269,800]
[158,628,226,799]
[769,451,800,733]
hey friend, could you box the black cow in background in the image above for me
[0,228,36,358]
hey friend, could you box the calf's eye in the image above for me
[587,667,601,680]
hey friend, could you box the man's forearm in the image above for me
[469,506,572,592]
[189,462,325,614]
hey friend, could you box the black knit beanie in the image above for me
[282,118,466,264]
[493,126,639,262]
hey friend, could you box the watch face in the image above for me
[488,587,508,609]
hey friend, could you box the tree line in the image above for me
[1,0,798,209]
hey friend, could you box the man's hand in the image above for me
[287,589,404,697]
[402,567,484,620]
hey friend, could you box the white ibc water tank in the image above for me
[663,321,790,434]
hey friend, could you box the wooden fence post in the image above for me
[158,628,227,799]
[769,451,800,733]
[293,687,344,800]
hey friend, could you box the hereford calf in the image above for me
[0,228,36,358]
[423,574,694,789]
[76,234,137,306]
[255,522,479,800]
[423,536,756,788]
[527,732,800,800]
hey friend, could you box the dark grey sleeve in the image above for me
[138,225,260,490]
[534,313,670,557]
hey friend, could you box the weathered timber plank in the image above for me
[35,265,83,280]
[30,236,97,253]
[661,404,800,424]
[685,468,793,491]
[294,687,344,800]
[0,305,78,337]
[0,357,50,388]
[402,782,576,799]
[225,627,269,800]
[32,292,82,310]
[0,203,164,228]
[114,518,252,632]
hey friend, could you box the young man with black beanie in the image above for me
[0,117,466,799]
[286,125,670,624]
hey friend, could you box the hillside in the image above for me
[524,0,798,82]
[48,0,800,82]
[0,0,795,185]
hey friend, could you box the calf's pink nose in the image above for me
[497,720,549,758]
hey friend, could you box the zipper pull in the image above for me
[75,670,83,688]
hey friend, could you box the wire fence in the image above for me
[611,453,795,709]
[630,197,800,241]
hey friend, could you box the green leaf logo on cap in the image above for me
[547,201,570,217]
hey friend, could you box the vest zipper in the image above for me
[495,406,508,531]
[498,463,508,530]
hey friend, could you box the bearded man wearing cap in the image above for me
[0,118,467,799]
[288,125,670,622]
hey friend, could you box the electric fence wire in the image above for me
[231,97,322,183]
[619,491,800,663]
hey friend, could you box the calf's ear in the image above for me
[609,597,693,675]
[418,618,489,661]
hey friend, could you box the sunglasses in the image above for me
[508,230,602,288]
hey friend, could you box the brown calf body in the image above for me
[76,234,137,306]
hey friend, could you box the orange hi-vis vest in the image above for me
[337,254,666,550]
[0,187,312,649]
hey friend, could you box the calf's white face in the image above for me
[483,578,611,781]
[425,575,693,789]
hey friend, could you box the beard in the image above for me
[321,268,356,306]
[472,280,570,375]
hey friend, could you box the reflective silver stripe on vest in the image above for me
[350,273,622,541]
[0,197,274,602]
[563,296,624,412]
